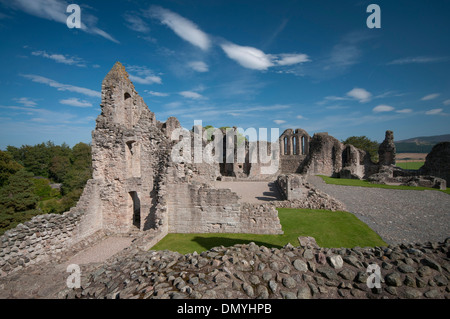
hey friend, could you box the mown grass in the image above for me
[395,162,424,170]
[151,208,387,254]
[318,175,450,195]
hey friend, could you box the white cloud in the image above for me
[387,56,449,65]
[31,50,86,67]
[124,13,150,33]
[373,105,395,113]
[296,115,305,119]
[21,74,101,98]
[179,91,204,99]
[60,98,92,107]
[220,42,274,70]
[274,120,286,125]
[1,0,119,43]
[127,65,162,85]
[188,61,209,72]
[346,88,372,103]
[220,42,309,71]
[395,108,413,114]
[274,54,310,66]
[148,6,211,50]
[13,97,37,107]
[146,91,169,97]
[425,108,443,115]
[443,99,450,106]
[421,93,440,101]
[129,75,162,85]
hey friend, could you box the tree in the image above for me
[0,150,23,187]
[342,136,380,162]
[49,155,71,183]
[0,170,39,213]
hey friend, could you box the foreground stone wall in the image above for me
[0,179,105,277]
[62,238,450,299]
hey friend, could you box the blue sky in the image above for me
[0,0,449,149]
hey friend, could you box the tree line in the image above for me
[0,142,92,235]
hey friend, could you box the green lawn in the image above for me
[395,162,424,170]
[318,175,450,195]
[151,208,387,254]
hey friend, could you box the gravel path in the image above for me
[307,175,450,245]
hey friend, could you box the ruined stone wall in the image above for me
[420,142,450,185]
[277,174,305,200]
[166,183,282,234]
[300,133,344,177]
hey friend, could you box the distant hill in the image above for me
[394,134,450,153]
[396,134,450,144]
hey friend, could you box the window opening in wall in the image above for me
[293,136,297,155]
[129,191,140,229]
[301,136,306,155]
[284,137,288,155]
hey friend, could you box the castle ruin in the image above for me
[0,62,447,277]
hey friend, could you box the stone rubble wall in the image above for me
[276,174,345,211]
[61,238,450,299]
[0,179,105,277]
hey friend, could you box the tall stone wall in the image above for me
[300,133,344,177]
[166,183,282,234]
[420,142,450,185]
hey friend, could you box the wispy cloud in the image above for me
[146,91,169,97]
[13,97,38,107]
[0,0,119,43]
[346,88,372,103]
[220,42,274,70]
[387,56,449,65]
[425,108,443,115]
[179,91,204,99]
[395,108,413,114]
[373,105,394,113]
[443,99,450,106]
[21,74,101,98]
[273,119,286,125]
[60,98,92,108]
[421,93,440,101]
[31,50,86,67]
[147,6,211,51]
[272,54,310,66]
[220,41,309,71]
[188,61,209,72]
[126,65,162,85]
[124,12,150,33]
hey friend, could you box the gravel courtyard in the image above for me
[306,175,450,245]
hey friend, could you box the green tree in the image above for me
[49,155,71,183]
[0,150,23,187]
[0,170,39,213]
[61,143,92,195]
[342,136,380,162]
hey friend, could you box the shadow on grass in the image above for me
[192,236,283,252]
